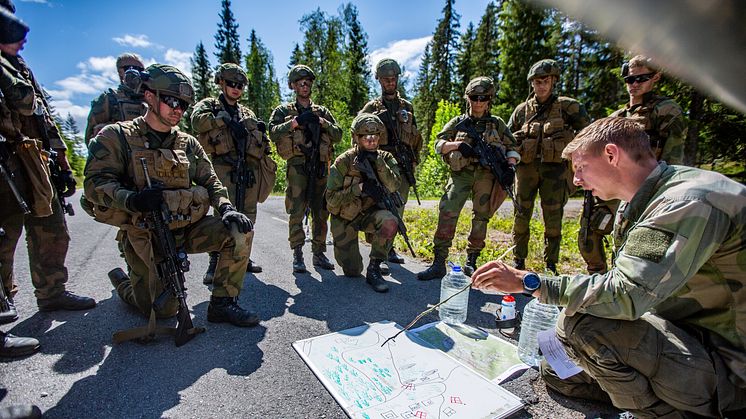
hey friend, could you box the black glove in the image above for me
[500,164,516,188]
[128,188,164,212]
[219,204,253,233]
[361,179,383,201]
[60,170,77,197]
[457,142,478,158]
[256,121,266,133]
[296,111,319,127]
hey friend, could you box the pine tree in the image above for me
[340,3,370,114]
[191,41,214,102]
[214,0,242,65]
[298,8,345,106]
[455,23,476,105]
[289,43,302,68]
[471,1,501,81]
[430,0,461,104]
[244,29,281,122]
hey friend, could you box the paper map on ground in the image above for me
[292,321,523,419]
[411,321,529,383]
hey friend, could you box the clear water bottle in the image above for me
[517,298,560,366]
[439,264,470,324]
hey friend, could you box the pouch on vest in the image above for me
[274,115,296,160]
[542,131,570,163]
[90,202,131,227]
[329,175,362,221]
[132,149,191,190]
[519,137,539,164]
[203,127,232,156]
[15,139,53,217]
[241,118,267,160]
[257,155,277,203]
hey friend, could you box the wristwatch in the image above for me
[521,272,541,296]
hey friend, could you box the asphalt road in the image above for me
[0,192,616,418]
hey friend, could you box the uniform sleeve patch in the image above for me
[624,226,674,263]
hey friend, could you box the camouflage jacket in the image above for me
[610,92,687,164]
[326,147,401,221]
[1,52,65,150]
[0,54,35,142]
[268,100,342,164]
[359,94,423,164]
[435,113,519,171]
[541,162,746,385]
[84,84,146,144]
[190,95,271,163]
[84,116,230,213]
[508,94,589,164]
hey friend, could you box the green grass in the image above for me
[394,207,599,275]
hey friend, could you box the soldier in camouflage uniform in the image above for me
[0,7,96,313]
[509,59,589,275]
[191,63,276,279]
[580,55,688,274]
[269,65,342,273]
[84,64,259,327]
[327,114,401,293]
[84,53,146,144]
[472,117,746,418]
[417,77,519,281]
[359,58,423,274]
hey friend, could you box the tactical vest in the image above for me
[610,95,667,160]
[446,116,505,172]
[519,98,575,164]
[367,97,418,149]
[328,148,386,221]
[107,89,146,124]
[197,99,270,162]
[275,103,334,162]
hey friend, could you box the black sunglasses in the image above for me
[160,94,189,111]
[623,72,656,84]
[225,80,245,90]
[469,95,490,102]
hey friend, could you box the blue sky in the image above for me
[13,0,492,132]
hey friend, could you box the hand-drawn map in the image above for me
[292,321,523,419]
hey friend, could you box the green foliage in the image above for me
[244,29,281,122]
[340,3,371,114]
[454,23,476,101]
[191,41,214,103]
[214,0,242,65]
[416,100,460,198]
[59,113,85,177]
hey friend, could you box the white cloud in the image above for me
[369,36,432,82]
[20,0,49,3]
[113,34,154,49]
[163,49,193,77]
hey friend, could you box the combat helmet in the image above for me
[287,65,315,88]
[116,53,144,71]
[142,63,194,105]
[214,62,247,85]
[375,59,401,79]
[527,59,560,81]
[350,113,385,143]
[0,7,28,44]
[464,76,496,98]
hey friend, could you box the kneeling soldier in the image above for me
[326,114,401,293]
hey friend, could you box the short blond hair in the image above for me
[562,117,655,161]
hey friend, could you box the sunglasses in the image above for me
[225,80,245,90]
[122,65,144,72]
[469,95,490,102]
[160,94,189,111]
[623,72,656,84]
[296,79,313,88]
[359,134,380,141]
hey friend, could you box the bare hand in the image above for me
[471,260,525,294]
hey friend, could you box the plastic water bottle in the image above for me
[439,264,470,324]
[499,295,516,320]
[517,298,560,367]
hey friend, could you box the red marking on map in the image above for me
[414,411,426,419]
[450,396,464,405]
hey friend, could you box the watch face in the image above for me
[523,273,541,291]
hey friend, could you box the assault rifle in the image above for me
[377,109,420,205]
[0,134,31,215]
[298,110,325,218]
[580,190,594,247]
[140,158,204,346]
[223,114,257,213]
[33,104,74,216]
[354,153,416,258]
[453,117,518,208]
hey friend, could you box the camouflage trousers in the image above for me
[578,198,620,274]
[114,215,248,318]
[331,209,398,277]
[213,158,261,259]
[512,160,571,263]
[433,164,507,255]
[0,158,69,301]
[285,162,329,253]
[541,311,746,418]
[364,176,411,249]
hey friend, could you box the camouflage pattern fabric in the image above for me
[268,101,342,251]
[580,92,687,273]
[540,163,746,415]
[84,85,145,144]
[327,148,401,275]
[430,114,517,255]
[578,198,620,273]
[508,94,589,265]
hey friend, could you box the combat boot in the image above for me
[417,251,447,281]
[366,259,389,293]
[108,267,129,289]
[0,331,40,358]
[387,248,405,264]
[0,293,18,325]
[380,261,390,276]
[203,251,220,284]
[546,261,558,276]
[246,259,262,273]
[37,291,96,312]
[292,246,307,273]
[207,296,260,327]
[513,258,525,270]
[312,252,335,270]
[464,252,480,277]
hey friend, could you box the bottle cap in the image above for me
[451,265,462,272]
[502,295,515,303]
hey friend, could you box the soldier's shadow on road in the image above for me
[33,289,269,419]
